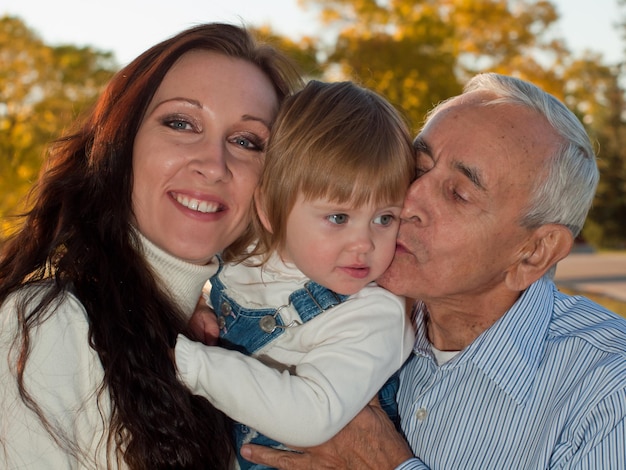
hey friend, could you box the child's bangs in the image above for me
[299,147,412,207]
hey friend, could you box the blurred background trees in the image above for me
[1,0,626,248]
[0,15,116,235]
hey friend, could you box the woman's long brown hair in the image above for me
[0,23,302,469]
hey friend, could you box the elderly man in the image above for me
[242,73,626,468]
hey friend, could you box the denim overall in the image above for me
[210,264,400,470]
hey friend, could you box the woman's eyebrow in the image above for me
[241,114,272,128]
[156,97,203,108]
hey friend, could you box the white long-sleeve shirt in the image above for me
[0,233,217,469]
[175,253,415,447]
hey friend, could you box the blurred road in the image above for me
[555,251,626,302]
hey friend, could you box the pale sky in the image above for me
[1,0,623,67]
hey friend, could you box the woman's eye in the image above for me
[163,117,194,131]
[373,214,395,226]
[230,135,264,151]
[327,214,349,225]
[235,137,254,149]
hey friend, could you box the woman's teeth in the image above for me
[174,194,220,213]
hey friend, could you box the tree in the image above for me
[294,0,626,248]
[328,17,460,131]
[253,25,321,78]
[297,0,575,131]
[299,0,461,130]
[577,0,626,249]
[555,55,626,248]
[0,16,116,237]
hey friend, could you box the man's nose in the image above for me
[400,178,424,222]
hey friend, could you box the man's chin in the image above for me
[377,255,422,297]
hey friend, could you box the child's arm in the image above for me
[175,288,414,447]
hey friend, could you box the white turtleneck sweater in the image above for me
[0,233,217,469]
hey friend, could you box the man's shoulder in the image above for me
[519,287,626,420]
[548,290,626,354]
[543,292,626,400]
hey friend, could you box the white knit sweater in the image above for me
[0,233,217,468]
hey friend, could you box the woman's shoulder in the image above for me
[2,281,89,332]
[2,280,102,387]
[0,283,108,469]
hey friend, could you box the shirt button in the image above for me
[415,408,428,421]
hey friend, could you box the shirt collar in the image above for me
[412,277,555,405]
[137,230,218,320]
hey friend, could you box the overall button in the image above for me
[259,315,277,333]
[220,302,232,316]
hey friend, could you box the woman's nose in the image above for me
[191,142,232,182]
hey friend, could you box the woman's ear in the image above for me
[506,224,574,291]
[254,187,273,234]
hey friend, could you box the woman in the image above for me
[0,23,301,469]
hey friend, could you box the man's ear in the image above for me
[505,224,574,291]
[254,187,273,234]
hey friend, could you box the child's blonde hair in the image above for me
[249,80,415,261]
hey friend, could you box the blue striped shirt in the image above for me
[396,276,626,469]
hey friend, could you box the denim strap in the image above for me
[289,281,349,322]
[211,260,350,355]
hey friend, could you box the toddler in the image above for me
[175,80,416,469]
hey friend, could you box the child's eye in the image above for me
[327,214,349,225]
[373,214,395,226]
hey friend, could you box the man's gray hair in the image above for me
[460,73,599,238]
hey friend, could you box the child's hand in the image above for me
[187,297,220,345]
